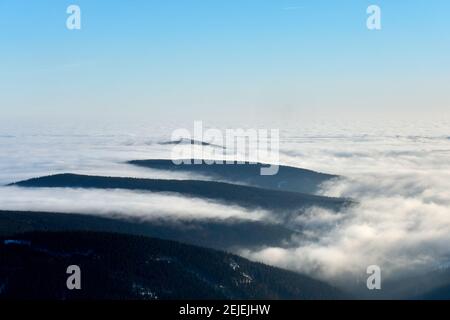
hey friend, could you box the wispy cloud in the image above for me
[0,186,270,222]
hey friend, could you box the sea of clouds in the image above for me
[242,121,450,284]
[1,119,450,286]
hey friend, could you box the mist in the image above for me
[240,123,450,284]
[1,119,450,286]
[0,186,270,222]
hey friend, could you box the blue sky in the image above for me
[1,0,449,123]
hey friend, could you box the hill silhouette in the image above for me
[128,159,337,194]
[11,173,351,213]
[0,231,347,300]
[0,210,299,250]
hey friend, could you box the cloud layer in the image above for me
[0,186,270,222]
[241,122,450,283]
[1,119,450,287]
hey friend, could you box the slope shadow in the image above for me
[0,210,300,251]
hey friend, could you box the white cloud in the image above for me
[2,119,450,287]
[240,123,450,283]
[0,186,270,222]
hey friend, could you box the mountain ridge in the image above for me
[0,231,348,300]
[10,173,352,213]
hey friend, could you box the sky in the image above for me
[1,0,450,124]
[1,1,450,295]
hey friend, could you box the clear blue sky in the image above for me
[1,0,449,123]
